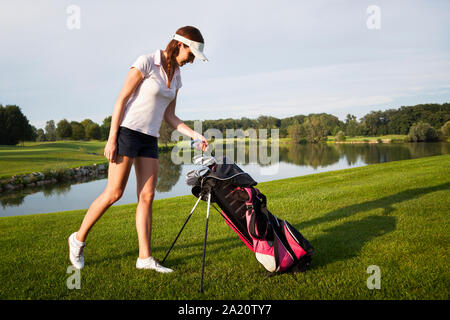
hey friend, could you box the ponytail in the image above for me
[164,40,179,88]
[164,26,205,88]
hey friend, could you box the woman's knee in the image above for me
[104,188,124,205]
[138,190,155,205]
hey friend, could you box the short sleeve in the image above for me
[131,55,152,78]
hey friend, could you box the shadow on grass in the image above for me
[157,235,245,267]
[309,215,396,269]
[292,182,450,269]
[88,233,244,268]
[297,182,450,230]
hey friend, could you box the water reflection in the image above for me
[0,174,106,208]
[282,143,340,169]
[156,150,182,193]
[333,142,449,165]
[1,142,448,216]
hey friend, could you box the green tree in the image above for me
[407,122,439,142]
[29,125,38,142]
[281,115,305,139]
[361,111,384,136]
[45,120,57,141]
[313,113,342,136]
[86,123,101,140]
[100,116,112,141]
[440,121,450,140]
[36,128,47,142]
[0,104,34,145]
[56,119,72,140]
[0,105,5,143]
[301,116,328,143]
[257,115,280,138]
[344,114,360,137]
[81,119,101,140]
[70,121,85,140]
[288,120,302,143]
[240,117,253,130]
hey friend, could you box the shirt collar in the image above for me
[154,50,162,66]
[155,50,180,75]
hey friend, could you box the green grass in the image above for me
[0,141,107,179]
[0,140,181,179]
[0,155,449,299]
[0,137,410,179]
[326,135,407,143]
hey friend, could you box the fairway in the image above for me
[0,154,448,299]
[0,141,107,179]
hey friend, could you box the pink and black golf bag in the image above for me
[191,157,314,274]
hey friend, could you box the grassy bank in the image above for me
[0,140,179,179]
[326,134,407,143]
[0,141,107,179]
[0,136,427,179]
[0,154,449,299]
[216,135,408,145]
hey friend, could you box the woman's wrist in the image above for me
[192,131,203,140]
[107,133,118,143]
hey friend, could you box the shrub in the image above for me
[440,121,450,140]
[407,122,439,142]
[335,131,346,142]
[301,116,328,143]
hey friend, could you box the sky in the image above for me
[1,0,449,129]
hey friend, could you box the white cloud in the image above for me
[177,52,450,120]
[1,1,449,127]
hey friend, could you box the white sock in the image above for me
[137,257,153,264]
[73,233,85,246]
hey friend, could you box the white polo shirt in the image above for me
[120,50,182,137]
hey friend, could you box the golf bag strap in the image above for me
[245,188,270,240]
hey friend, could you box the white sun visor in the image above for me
[173,34,208,62]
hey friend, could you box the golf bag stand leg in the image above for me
[199,192,212,293]
[162,195,203,264]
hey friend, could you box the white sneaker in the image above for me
[136,257,173,273]
[68,232,86,269]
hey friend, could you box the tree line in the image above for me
[1,102,449,145]
[183,102,450,143]
[0,104,113,145]
[35,117,112,142]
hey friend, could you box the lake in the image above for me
[1,141,449,217]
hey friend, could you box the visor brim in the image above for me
[190,46,208,62]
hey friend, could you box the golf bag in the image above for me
[191,157,314,273]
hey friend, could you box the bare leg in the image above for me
[133,156,158,259]
[76,155,134,242]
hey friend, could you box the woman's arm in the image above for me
[104,67,143,162]
[164,91,209,151]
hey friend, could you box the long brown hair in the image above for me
[164,26,204,88]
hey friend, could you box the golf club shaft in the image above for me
[162,195,203,264]
[199,193,211,293]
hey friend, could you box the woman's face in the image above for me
[176,43,195,67]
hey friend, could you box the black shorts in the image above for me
[117,126,159,159]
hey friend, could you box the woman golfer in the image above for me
[68,26,209,273]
